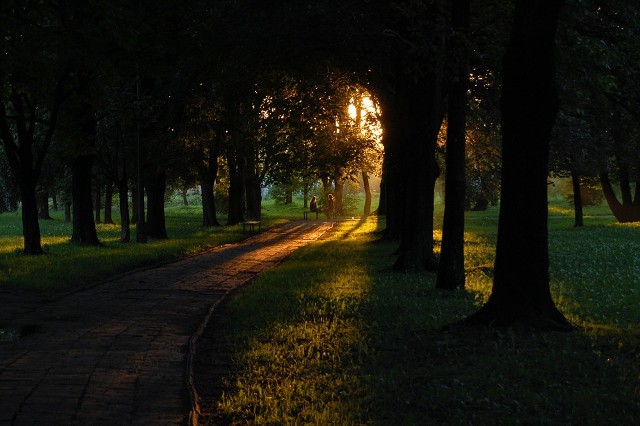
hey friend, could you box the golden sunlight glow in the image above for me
[348,95,383,144]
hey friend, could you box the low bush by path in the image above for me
[195,215,640,425]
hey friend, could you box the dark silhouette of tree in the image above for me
[465,0,571,330]
[0,2,68,254]
[437,0,471,290]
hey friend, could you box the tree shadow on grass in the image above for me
[361,305,640,425]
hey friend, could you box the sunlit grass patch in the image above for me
[0,207,249,291]
[199,212,640,425]
[207,219,379,424]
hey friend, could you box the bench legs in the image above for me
[242,221,261,233]
[304,211,320,220]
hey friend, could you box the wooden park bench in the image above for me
[303,209,320,220]
[241,220,261,233]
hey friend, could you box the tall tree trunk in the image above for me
[131,183,139,224]
[146,171,168,239]
[0,71,63,255]
[64,201,71,223]
[334,177,344,216]
[377,168,387,216]
[37,189,53,220]
[362,171,372,217]
[437,0,470,291]
[377,90,404,241]
[71,155,100,245]
[117,177,130,242]
[245,173,262,221]
[303,183,309,209]
[20,177,44,254]
[94,181,102,224]
[200,144,221,226]
[393,76,444,272]
[52,192,58,211]
[104,182,114,224]
[244,150,262,220]
[465,0,570,330]
[570,170,583,227]
[227,153,245,225]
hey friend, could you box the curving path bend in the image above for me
[0,220,333,426]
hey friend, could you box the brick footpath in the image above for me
[0,221,333,426]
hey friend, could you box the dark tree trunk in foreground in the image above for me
[146,171,168,239]
[71,155,100,245]
[570,170,583,227]
[393,77,444,272]
[377,93,403,240]
[437,0,470,291]
[465,0,570,330]
[245,151,262,221]
[227,152,245,225]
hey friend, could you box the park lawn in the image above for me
[0,193,373,292]
[0,204,289,292]
[195,207,640,425]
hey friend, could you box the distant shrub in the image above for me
[564,177,604,206]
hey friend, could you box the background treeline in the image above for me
[1,1,639,288]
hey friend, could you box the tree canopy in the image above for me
[1,0,640,328]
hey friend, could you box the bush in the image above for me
[564,177,604,207]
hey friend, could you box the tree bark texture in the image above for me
[37,190,53,220]
[392,76,444,272]
[20,176,44,254]
[94,181,102,224]
[362,171,372,217]
[465,0,570,330]
[146,171,168,239]
[226,152,245,225]
[245,151,262,221]
[377,91,404,241]
[104,182,114,224]
[436,0,470,290]
[200,141,221,226]
[117,178,131,242]
[570,170,583,227]
[71,155,100,245]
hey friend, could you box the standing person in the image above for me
[325,194,334,219]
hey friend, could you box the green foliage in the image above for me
[559,177,605,207]
[197,210,640,424]
[266,184,298,205]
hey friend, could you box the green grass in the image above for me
[0,194,375,291]
[196,208,640,425]
[0,204,291,292]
